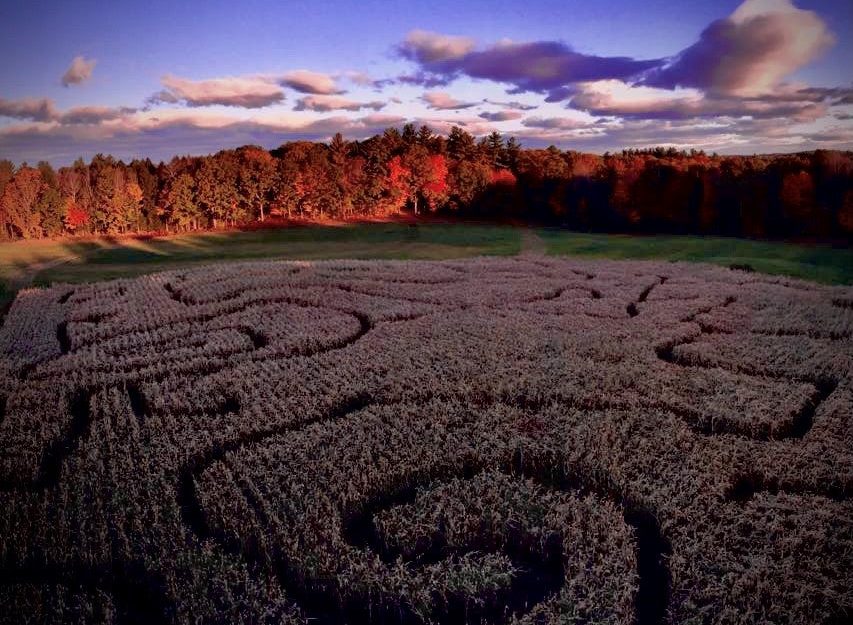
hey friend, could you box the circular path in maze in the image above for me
[0,256,851,624]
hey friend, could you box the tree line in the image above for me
[1,124,851,241]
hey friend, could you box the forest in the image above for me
[1,123,852,242]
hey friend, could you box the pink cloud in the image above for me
[153,75,285,108]
[398,30,475,64]
[61,56,96,87]
[421,91,477,110]
[341,71,381,88]
[280,70,344,95]
[569,80,826,121]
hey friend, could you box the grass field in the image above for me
[540,230,853,285]
[1,224,851,314]
[0,224,520,311]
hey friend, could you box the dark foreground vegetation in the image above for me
[0,255,851,623]
[2,124,852,242]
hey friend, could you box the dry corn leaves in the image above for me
[0,256,851,624]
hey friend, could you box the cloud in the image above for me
[0,109,413,165]
[479,110,524,121]
[0,97,59,122]
[147,89,180,105]
[395,72,452,88]
[568,79,826,121]
[294,95,385,112]
[398,30,475,64]
[511,115,843,153]
[794,86,853,105]
[521,116,589,130]
[397,30,660,100]
[643,0,834,96]
[0,97,137,125]
[280,70,343,95]
[151,75,286,108]
[59,106,137,125]
[358,113,407,127]
[61,56,96,87]
[483,99,538,111]
[5,102,851,166]
[421,91,477,110]
[3,6,849,164]
[342,71,374,86]
[406,116,498,136]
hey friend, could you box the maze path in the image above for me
[189,399,666,625]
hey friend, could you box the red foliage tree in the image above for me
[63,197,90,232]
[420,154,449,211]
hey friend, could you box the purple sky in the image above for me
[0,0,851,165]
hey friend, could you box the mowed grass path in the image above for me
[1,223,850,312]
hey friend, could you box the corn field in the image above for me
[0,255,850,624]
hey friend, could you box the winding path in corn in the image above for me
[0,255,850,624]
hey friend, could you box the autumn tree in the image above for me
[89,155,127,234]
[197,155,239,228]
[36,162,64,236]
[386,155,412,213]
[447,126,477,161]
[237,146,276,221]
[503,137,521,170]
[125,178,145,232]
[328,133,355,217]
[0,127,848,242]
[271,142,337,219]
[483,131,504,168]
[162,173,198,230]
[130,159,160,230]
[449,158,492,210]
[402,147,449,214]
[780,169,817,234]
[351,136,393,215]
[401,123,417,147]
[1,166,44,238]
[0,160,13,206]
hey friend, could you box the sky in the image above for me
[0,0,851,165]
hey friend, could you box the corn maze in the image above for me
[0,255,851,624]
